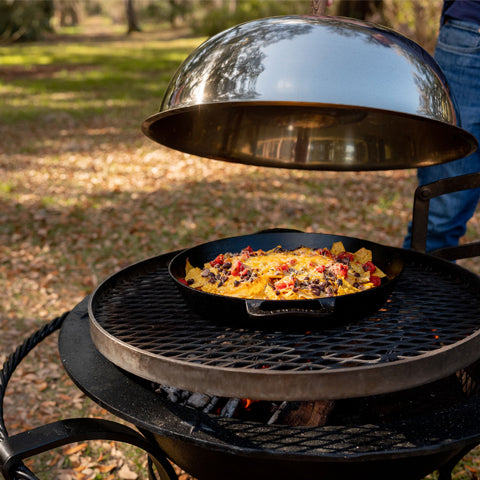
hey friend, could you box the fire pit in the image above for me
[59,287,480,480]
[1,13,480,480]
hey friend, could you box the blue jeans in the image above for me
[404,19,480,251]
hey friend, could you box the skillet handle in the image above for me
[245,298,335,319]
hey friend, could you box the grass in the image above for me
[1,16,480,480]
[1,41,193,125]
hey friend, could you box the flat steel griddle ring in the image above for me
[88,246,480,401]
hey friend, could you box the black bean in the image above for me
[311,286,321,296]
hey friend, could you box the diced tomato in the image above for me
[210,254,224,267]
[317,248,331,257]
[363,261,376,273]
[279,263,290,272]
[315,265,326,273]
[241,246,254,257]
[288,258,297,266]
[179,278,189,286]
[337,252,354,261]
[275,278,295,290]
[369,275,381,286]
[231,260,246,276]
[330,263,348,278]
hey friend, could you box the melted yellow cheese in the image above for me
[184,242,385,300]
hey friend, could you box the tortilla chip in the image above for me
[338,282,360,295]
[353,247,372,264]
[331,241,345,256]
[374,267,386,278]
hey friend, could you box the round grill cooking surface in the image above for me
[89,247,480,400]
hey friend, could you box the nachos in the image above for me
[182,242,386,300]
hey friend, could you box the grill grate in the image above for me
[89,249,480,399]
[93,260,480,368]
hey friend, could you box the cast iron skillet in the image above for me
[169,230,404,324]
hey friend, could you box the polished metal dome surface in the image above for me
[142,15,477,170]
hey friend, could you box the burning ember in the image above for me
[154,384,334,426]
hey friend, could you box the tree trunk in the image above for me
[311,0,329,15]
[126,0,141,34]
[59,0,79,27]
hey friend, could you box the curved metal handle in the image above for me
[0,418,177,480]
[410,172,480,257]
[0,307,178,480]
[245,298,335,319]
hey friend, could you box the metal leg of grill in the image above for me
[436,445,476,480]
[147,456,179,480]
[140,429,178,480]
[437,466,453,480]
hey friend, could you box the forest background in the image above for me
[1,1,480,479]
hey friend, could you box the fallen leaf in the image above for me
[63,443,88,455]
[98,464,116,473]
[118,464,138,480]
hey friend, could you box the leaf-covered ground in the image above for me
[1,22,479,480]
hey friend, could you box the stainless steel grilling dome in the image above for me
[142,15,477,171]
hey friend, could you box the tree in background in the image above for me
[126,0,141,34]
[58,0,81,27]
[384,0,442,53]
[0,0,54,42]
[167,0,190,28]
[336,0,385,22]
[192,0,441,53]
[0,0,442,51]
[310,0,328,15]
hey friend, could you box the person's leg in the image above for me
[404,20,480,251]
